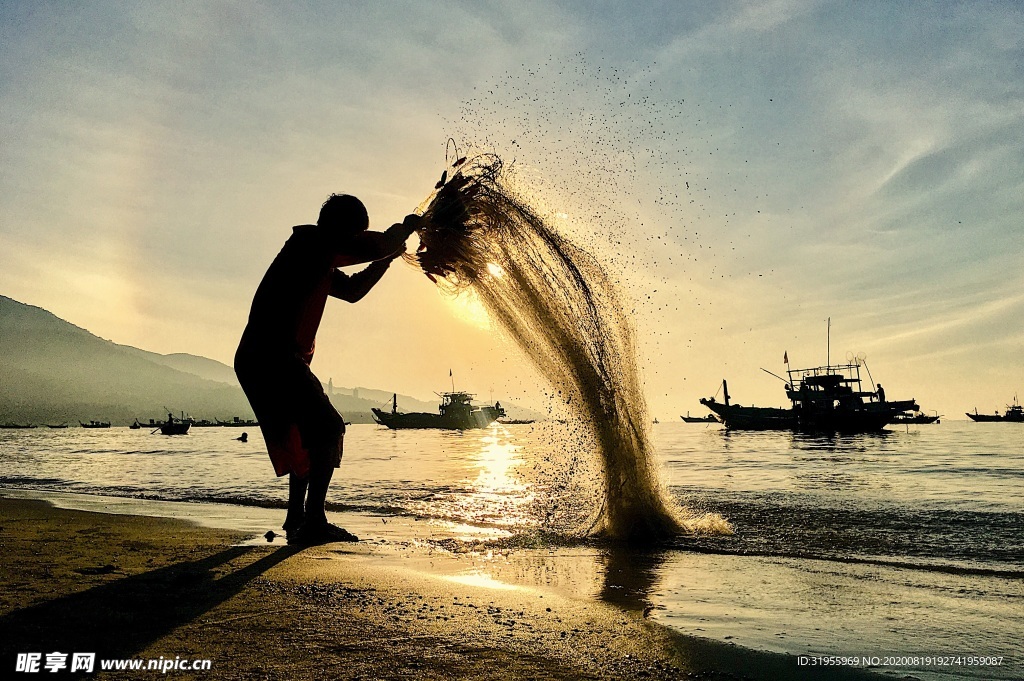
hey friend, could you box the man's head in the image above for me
[318,194,369,233]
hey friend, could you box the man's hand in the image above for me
[397,213,421,239]
[385,218,415,238]
[375,214,420,259]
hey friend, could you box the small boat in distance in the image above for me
[46,423,69,429]
[80,420,111,428]
[681,412,718,423]
[967,399,1023,422]
[891,410,941,425]
[0,423,36,429]
[372,392,505,430]
[216,417,259,427]
[158,413,191,435]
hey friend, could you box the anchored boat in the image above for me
[700,361,918,432]
[966,399,1023,422]
[372,392,505,430]
[216,417,259,427]
[680,412,718,423]
[891,410,941,425]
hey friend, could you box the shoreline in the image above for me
[0,495,889,680]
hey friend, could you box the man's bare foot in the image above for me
[287,521,359,545]
[282,516,305,543]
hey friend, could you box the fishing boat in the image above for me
[891,410,941,425]
[700,362,918,432]
[966,399,1023,422]
[0,423,36,429]
[79,420,111,428]
[680,412,718,423]
[372,392,505,430]
[46,423,69,429]
[157,413,191,435]
[216,417,259,427]
[130,419,142,430]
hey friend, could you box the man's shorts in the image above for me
[235,343,344,478]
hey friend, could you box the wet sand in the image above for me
[0,498,886,680]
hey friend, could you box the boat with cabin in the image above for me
[966,399,1023,422]
[700,361,918,432]
[372,392,505,430]
[216,417,259,427]
[80,420,111,428]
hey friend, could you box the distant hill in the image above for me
[0,295,542,425]
[0,295,254,425]
[118,347,240,386]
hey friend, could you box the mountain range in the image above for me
[0,295,534,425]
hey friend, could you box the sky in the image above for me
[1,0,1022,418]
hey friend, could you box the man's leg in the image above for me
[284,473,307,532]
[302,403,344,527]
[293,457,356,543]
[303,460,334,527]
[288,373,356,543]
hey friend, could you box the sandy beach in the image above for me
[0,497,894,680]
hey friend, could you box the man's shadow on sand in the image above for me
[1,545,297,666]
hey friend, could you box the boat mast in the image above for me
[827,317,831,367]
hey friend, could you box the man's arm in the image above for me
[329,254,400,303]
[333,214,420,267]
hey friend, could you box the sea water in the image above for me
[1,420,1021,679]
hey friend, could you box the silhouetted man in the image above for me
[235,194,417,545]
[876,383,886,403]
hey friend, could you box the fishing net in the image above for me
[405,150,694,541]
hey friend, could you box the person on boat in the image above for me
[235,194,418,545]
[876,384,886,403]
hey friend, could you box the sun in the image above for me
[444,288,491,330]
